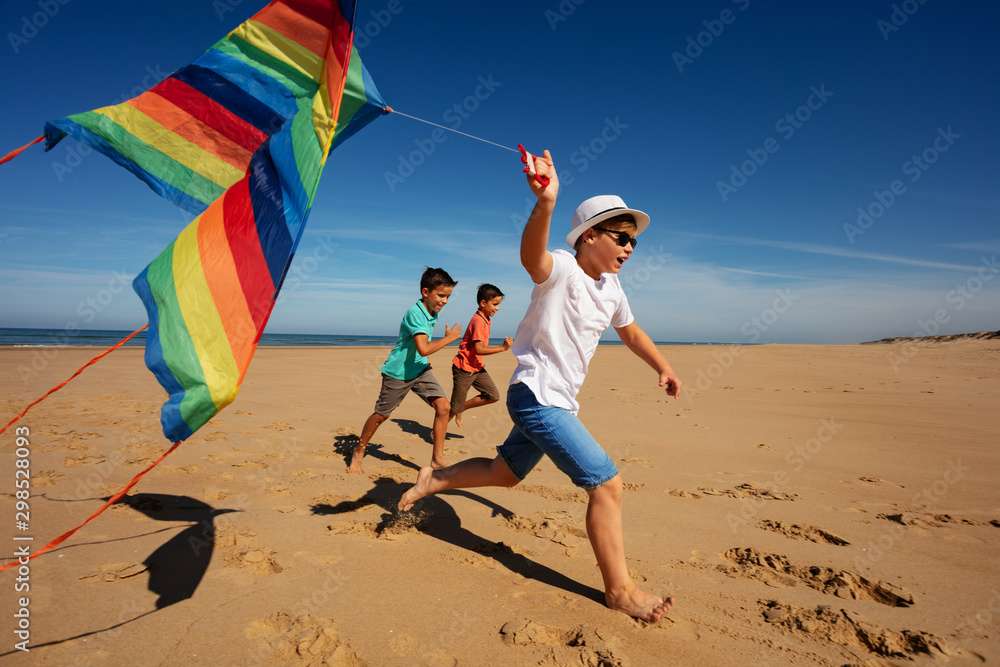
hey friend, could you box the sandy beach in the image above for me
[1,339,998,665]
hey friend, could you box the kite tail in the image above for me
[0,325,148,436]
[0,135,44,166]
[0,441,181,572]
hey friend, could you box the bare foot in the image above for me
[430,456,451,470]
[347,445,365,474]
[606,587,674,622]
[398,466,437,511]
[455,412,463,428]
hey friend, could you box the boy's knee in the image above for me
[588,474,623,501]
[493,457,520,487]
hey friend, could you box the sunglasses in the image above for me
[592,226,637,249]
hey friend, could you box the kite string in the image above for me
[0,324,148,436]
[385,107,520,154]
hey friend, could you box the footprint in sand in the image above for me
[760,600,955,660]
[511,484,586,504]
[232,459,268,469]
[31,470,64,487]
[499,619,627,665]
[202,432,228,442]
[723,547,913,606]
[756,519,849,546]
[78,563,148,583]
[235,410,252,415]
[504,512,587,552]
[698,483,797,501]
[216,525,282,575]
[246,612,361,664]
[879,512,984,528]
[264,421,295,431]
[667,489,702,499]
[62,454,106,468]
[163,464,204,474]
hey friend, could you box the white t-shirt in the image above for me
[510,249,634,413]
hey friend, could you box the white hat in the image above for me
[566,195,650,248]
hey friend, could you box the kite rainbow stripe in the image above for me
[46,0,385,442]
[44,0,385,215]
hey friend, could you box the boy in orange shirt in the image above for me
[450,284,513,427]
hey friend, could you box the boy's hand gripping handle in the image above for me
[518,144,550,187]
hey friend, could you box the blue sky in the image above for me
[1,0,997,344]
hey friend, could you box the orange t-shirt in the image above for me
[453,311,491,372]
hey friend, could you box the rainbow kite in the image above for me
[43,0,386,442]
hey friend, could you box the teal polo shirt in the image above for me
[381,301,438,381]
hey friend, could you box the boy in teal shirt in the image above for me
[349,267,462,474]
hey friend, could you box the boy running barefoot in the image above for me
[350,267,461,474]
[400,151,682,621]
[450,283,513,428]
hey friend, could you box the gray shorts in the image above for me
[374,369,447,416]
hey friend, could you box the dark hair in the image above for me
[599,213,638,231]
[477,283,504,303]
[421,267,457,292]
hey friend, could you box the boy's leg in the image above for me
[411,370,453,469]
[461,394,498,413]
[349,412,389,474]
[398,455,519,511]
[462,370,500,414]
[449,365,473,428]
[585,474,674,621]
[430,397,452,469]
[351,374,409,474]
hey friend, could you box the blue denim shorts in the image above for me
[497,382,619,489]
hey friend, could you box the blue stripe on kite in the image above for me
[339,0,356,25]
[132,267,194,442]
[247,140,293,286]
[267,126,308,241]
[193,48,299,122]
[44,121,208,216]
[331,62,387,151]
[172,65,288,136]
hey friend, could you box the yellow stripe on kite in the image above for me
[313,78,334,154]
[232,20,324,83]
[173,218,240,410]
[94,104,245,189]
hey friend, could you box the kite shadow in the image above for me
[311,477,603,607]
[0,493,239,657]
[111,493,240,609]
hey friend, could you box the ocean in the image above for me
[0,327,398,348]
[0,328,713,348]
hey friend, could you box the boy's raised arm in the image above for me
[520,150,559,284]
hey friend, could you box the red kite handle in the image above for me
[518,144,550,187]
